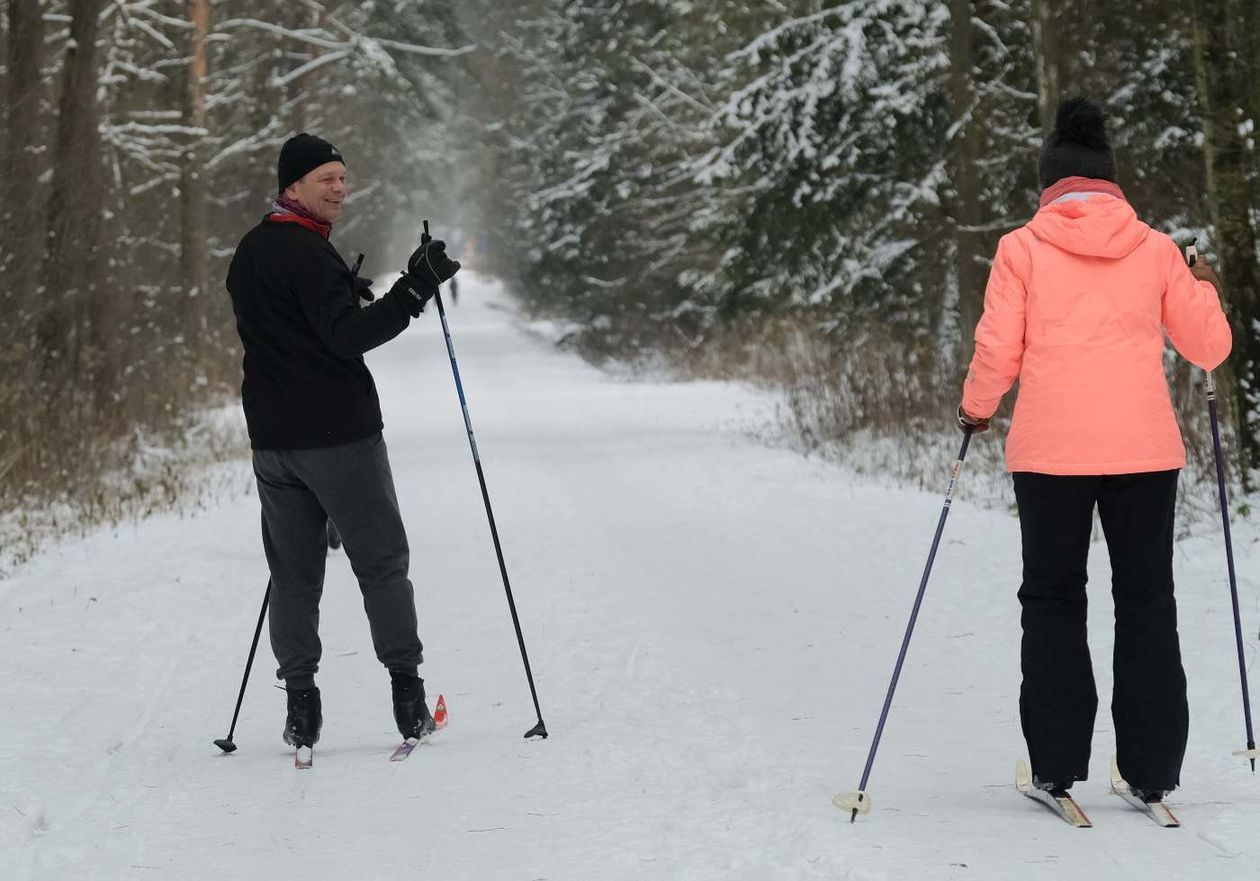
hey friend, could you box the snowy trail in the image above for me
[4,276,1260,880]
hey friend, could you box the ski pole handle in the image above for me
[1184,240,1214,393]
[351,253,364,277]
[1185,240,1213,394]
[422,220,431,246]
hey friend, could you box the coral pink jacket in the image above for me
[962,186,1232,475]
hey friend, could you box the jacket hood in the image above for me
[1026,196,1150,259]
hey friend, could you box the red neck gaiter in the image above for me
[268,194,333,238]
[1038,176,1126,209]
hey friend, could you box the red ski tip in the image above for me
[434,694,448,730]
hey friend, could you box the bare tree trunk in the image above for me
[181,0,211,354]
[287,2,321,131]
[42,0,107,392]
[4,0,45,334]
[1030,0,1061,135]
[947,0,987,363]
[1192,0,1260,485]
[1246,1,1260,168]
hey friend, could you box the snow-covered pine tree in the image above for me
[470,0,756,359]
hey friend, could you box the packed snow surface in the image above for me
[5,276,1260,880]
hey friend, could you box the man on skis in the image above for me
[226,133,460,753]
[958,98,1231,808]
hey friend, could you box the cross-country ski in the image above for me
[1016,759,1092,828]
[389,738,421,763]
[1111,757,1181,827]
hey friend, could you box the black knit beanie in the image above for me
[277,133,344,194]
[1039,98,1117,189]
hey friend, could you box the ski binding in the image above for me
[1109,757,1179,827]
[1016,759,1091,827]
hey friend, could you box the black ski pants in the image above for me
[1013,469,1187,791]
[253,433,423,690]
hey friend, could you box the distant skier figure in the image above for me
[226,133,459,750]
[957,98,1231,804]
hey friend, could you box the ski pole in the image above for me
[836,427,974,820]
[1186,241,1257,770]
[213,579,271,753]
[424,220,549,740]
[1206,369,1256,770]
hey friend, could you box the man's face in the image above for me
[285,161,347,223]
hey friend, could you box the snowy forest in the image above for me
[2,0,1259,546]
[8,4,1260,876]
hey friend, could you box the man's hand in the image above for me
[389,274,435,317]
[406,239,461,288]
[354,276,375,302]
[956,405,990,434]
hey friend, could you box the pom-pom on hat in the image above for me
[277,133,344,194]
[1039,98,1117,189]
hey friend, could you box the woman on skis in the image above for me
[957,97,1231,805]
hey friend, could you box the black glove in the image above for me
[406,239,461,287]
[956,404,990,434]
[389,273,436,317]
[353,276,375,302]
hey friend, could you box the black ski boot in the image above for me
[1033,777,1072,799]
[283,686,322,747]
[391,672,435,740]
[1129,786,1167,804]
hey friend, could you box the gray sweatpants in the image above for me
[253,433,422,689]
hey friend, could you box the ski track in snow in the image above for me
[3,277,1260,880]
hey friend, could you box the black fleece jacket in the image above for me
[226,216,411,450]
